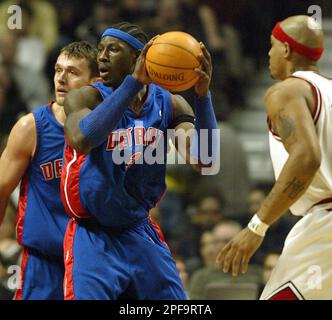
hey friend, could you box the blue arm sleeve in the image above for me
[79,75,143,148]
[190,92,220,164]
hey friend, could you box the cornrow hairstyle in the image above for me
[111,21,149,48]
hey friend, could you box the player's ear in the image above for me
[283,42,292,59]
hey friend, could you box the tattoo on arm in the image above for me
[276,110,296,143]
[282,178,306,200]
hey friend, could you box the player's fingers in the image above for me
[231,251,242,277]
[151,34,160,41]
[141,38,156,55]
[216,242,231,265]
[200,42,212,65]
[222,246,235,273]
[241,254,251,274]
[194,68,208,80]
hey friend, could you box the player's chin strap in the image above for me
[101,28,144,50]
[272,22,324,61]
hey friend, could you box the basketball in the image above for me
[146,31,202,92]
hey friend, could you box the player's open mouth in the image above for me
[99,66,110,77]
[57,88,68,96]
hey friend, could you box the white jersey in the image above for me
[269,71,332,216]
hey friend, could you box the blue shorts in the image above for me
[63,218,186,300]
[15,247,64,300]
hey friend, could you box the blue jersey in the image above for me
[62,82,173,227]
[16,104,70,257]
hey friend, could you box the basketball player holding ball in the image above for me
[60,22,219,299]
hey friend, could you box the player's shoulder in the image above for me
[265,77,312,102]
[6,113,36,155]
[13,113,36,134]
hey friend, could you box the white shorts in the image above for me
[260,207,332,300]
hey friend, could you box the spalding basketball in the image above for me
[146,31,202,92]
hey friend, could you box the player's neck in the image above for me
[129,85,148,113]
[288,62,319,75]
[52,102,67,125]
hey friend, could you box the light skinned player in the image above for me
[0,41,99,299]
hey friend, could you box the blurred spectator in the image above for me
[0,62,28,135]
[53,0,91,45]
[145,0,185,35]
[75,0,121,45]
[0,0,59,52]
[0,33,50,111]
[12,1,47,73]
[262,251,280,285]
[188,220,262,299]
[191,193,224,230]
[248,183,272,216]
[119,0,155,28]
[244,184,296,264]
[197,0,249,111]
[0,202,21,300]
[257,251,281,297]
[199,231,216,268]
[174,255,190,298]
[188,122,250,219]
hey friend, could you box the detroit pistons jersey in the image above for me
[269,71,332,216]
[61,81,173,227]
[16,104,69,257]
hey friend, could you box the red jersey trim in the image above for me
[61,139,90,219]
[268,75,322,142]
[16,175,29,245]
[13,247,29,300]
[289,75,322,124]
[63,219,77,300]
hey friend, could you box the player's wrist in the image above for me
[247,214,270,237]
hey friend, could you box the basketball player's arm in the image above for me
[0,115,36,226]
[217,79,320,276]
[64,85,102,153]
[256,79,320,225]
[64,40,155,154]
[170,94,198,170]
[171,43,219,173]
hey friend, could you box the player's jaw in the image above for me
[98,62,112,85]
[55,86,69,106]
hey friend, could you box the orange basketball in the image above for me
[146,31,202,92]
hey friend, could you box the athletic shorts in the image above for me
[63,217,186,300]
[260,207,332,300]
[14,247,64,300]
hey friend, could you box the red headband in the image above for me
[272,22,323,61]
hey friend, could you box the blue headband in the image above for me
[101,28,144,50]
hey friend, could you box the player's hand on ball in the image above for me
[195,43,212,97]
[216,227,264,277]
[132,36,159,85]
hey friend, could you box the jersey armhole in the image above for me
[31,112,40,161]
[289,75,322,124]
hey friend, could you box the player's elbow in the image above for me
[297,147,321,174]
[64,117,91,154]
[64,89,81,116]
